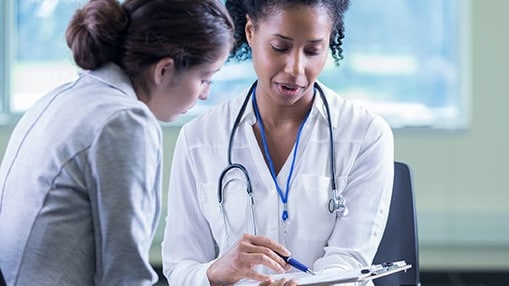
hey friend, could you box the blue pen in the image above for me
[276,252,316,275]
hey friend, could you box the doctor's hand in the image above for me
[206,233,292,286]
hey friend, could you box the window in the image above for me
[1,0,470,129]
[324,0,470,129]
[3,0,80,116]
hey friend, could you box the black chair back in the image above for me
[0,268,6,286]
[373,161,420,286]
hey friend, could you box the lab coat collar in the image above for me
[313,81,340,129]
[233,81,340,129]
[233,84,257,126]
[80,63,138,100]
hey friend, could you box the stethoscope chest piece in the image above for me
[328,190,348,216]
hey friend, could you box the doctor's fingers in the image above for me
[247,234,292,257]
[236,236,291,271]
[208,253,271,285]
[243,251,291,274]
[216,252,292,285]
[259,278,299,286]
[207,239,284,284]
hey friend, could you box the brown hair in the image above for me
[66,0,234,75]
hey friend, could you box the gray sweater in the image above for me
[0,63,162,285]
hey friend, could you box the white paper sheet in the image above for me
[235,261,411,286]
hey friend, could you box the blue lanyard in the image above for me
[252,89,312,221]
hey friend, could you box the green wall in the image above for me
[1,0,507,271]
[394,0,509,270]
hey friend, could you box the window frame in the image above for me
[458,0,473,130]
[1,0,11,115]
[1,0,20,124]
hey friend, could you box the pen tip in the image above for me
[307,269,317,276]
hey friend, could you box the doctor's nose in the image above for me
[284,51,305,77]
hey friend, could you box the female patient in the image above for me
[0,0,233,285]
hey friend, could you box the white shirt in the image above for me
[162,82,394,285]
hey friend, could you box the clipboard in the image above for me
[236,260,412,285]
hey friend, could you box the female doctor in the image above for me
[162,0,394,285]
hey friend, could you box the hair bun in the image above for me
[66,0,128,70]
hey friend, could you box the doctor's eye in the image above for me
[305,49,321,56]
[304,45,324,57]
[270,44,289,53]
[201,80,212,86]
[272,47,287,53]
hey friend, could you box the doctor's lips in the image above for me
[280,82,303,89]
[278,83,303,96]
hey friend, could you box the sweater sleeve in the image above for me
[88,109,162,285]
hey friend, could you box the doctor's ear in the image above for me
[153,57,175,85]
[245,15,255,47]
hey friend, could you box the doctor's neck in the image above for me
[254,89,313,127]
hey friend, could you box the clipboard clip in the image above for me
[365,260,411,277]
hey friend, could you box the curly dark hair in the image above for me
[225,0,350,66]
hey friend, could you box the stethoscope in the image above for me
[217,81,348,240]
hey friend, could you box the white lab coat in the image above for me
[162,82,394,285]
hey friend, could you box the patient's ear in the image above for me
[153,57,175,85]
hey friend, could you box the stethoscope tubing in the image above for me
[217,81,346,241]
